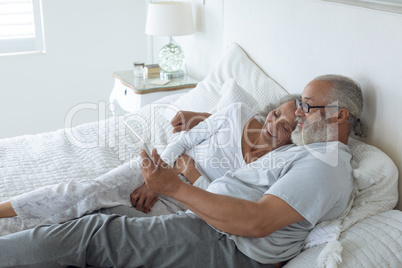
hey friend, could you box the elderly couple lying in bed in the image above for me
[0,74,365,267]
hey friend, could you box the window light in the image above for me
[0,0,45,56]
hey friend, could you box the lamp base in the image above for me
[160,69,184,79]
[158,38,185,78]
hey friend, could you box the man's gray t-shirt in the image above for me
[203,141,353,264]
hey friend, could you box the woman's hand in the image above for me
[170,111,211,133]
[140,149,185,197]
[173,154,201,184]
[130,184,159,214]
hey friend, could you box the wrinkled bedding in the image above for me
[0,100,176,236]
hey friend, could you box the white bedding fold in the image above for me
[0,102,177,236]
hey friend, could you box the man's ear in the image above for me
[337,108,350,123]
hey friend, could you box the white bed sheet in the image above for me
[0,94,179,236]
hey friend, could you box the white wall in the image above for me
[0,0,147,139]
[149,0,224,81]
[222,0,402,209]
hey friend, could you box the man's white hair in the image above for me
[313,74,366,137]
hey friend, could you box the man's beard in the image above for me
[291,116,338,146]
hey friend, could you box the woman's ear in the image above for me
[337,108,350,123]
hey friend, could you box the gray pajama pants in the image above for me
[0,208,274,268]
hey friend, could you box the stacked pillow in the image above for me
[162,42,287,120]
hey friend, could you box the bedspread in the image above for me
[0,102,176,236]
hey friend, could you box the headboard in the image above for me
[222,0,402,210]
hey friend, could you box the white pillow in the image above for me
[304,137,399,248]
[162,42,287,121]
[343,137,398,226]
[301,137,399,267]
[213,78,260,113]
[206,42,288,110]
[286,210,402,267]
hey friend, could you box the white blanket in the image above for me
[0,102,176,236]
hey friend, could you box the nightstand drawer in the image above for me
[110,71,198,115]
[110,78,141,113]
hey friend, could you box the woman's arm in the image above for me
[170,111,211,133]
[141,150,304,237]
[161,109,226,167]
[173,154,212,190]
[173,153,201,184]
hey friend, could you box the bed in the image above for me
[1,0,402,267]
[1,41,401,267]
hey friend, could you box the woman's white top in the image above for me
[161,102,256,188]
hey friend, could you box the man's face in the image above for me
[291,80,338,145]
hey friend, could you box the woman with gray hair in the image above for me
[0,96,299,232]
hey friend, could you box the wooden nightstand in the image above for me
[110,70,198,115]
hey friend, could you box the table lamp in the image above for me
[145,2,195,79]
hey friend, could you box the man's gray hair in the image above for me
[314,74,366,137]
[259,94,301,119]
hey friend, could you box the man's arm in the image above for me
[141,150,305,238]
[175,184,304,237]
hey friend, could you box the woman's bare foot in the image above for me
[0,201,17,218]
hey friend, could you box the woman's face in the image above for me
[261,100,297,148]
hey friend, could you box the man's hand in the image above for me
[141,152,305,238]
[130,184,159,214]
[140,149,185,197]
[170,111,211,133]
[173,153,201,184]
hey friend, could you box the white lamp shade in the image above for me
[145,2,195,36]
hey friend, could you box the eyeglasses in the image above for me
[295,98,338,113]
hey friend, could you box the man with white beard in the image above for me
[291,74,365,146]
[0,74,366,268]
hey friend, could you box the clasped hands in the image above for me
[130,150,196,213]
[130,111,209,213]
